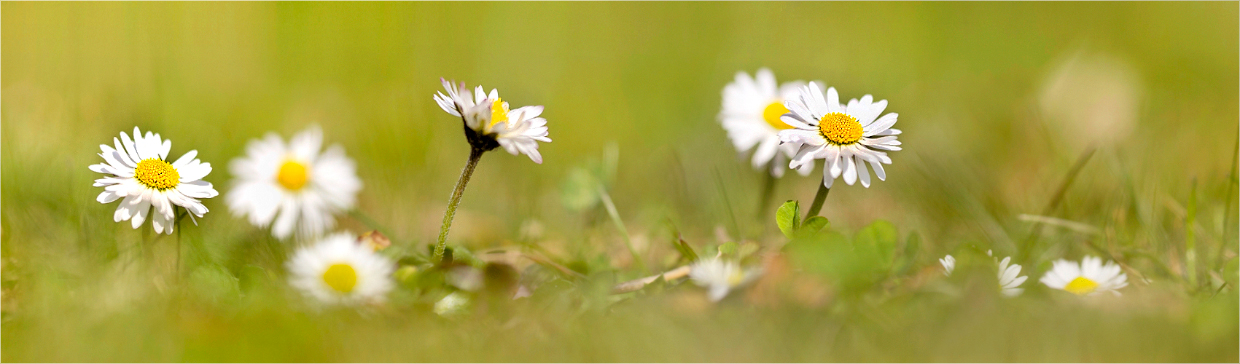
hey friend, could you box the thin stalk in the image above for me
[756,168,777,220]
[1217,136,1238,268]
[1021,146,1096,260]
[713,168,740,239]
[598,185,646,273]
[804,177,831,221]
[434,147,484,262]
[1186,179,1198,289]
[174,206,184,280]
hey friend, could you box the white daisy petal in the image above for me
[1040,256,1127,296]
[91,127,216,234]
[287,233,395,306]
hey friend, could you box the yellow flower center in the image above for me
[818,112,864,145]
[727,271,745,286]
[277,160,309,191]
[762,101,794,130]
[1063,276,1099,295]
[490,98,509,127]
[322,263,358,294]
[133,158,180,190]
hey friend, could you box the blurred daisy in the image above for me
[996,256,1027,297]
[689,257,761,302]
[90,126,217,234]
[434,79,551,163]
[434,292,471,317]
[719,68,816,177]
[1040,256,1128,296]
[939,255,956,276]
[287,233,394,306]
[226,127,362,240]
[778,83,902,188]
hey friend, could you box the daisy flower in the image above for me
[1040,256,1128,296]
[90,127,217,234]
[434,79,551,163]
[431,78,551,261]
[287,232,394,306]
[939,255,956,276]
[719,68,817,177]
[996,256,1028,297]
[226,127,362,240]
[689,257,761,302]
[778,83,902,188]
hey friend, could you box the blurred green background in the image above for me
[2,2,1237,362]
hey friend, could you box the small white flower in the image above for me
[689,257,761,302]
[996,256,1028,297]
[719,68,818,177]
[287,233,394,306]
[90,127,217,234]
[226,127,362,240]
[434,79,551,163]
[939,255,956,276]
[434,292,471,317]
[777,83,902,188]
[1040,256,1128,296]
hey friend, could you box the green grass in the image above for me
[2,2,1238,362]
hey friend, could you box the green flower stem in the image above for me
[756,168,777,219]
[434,147,485,262]
[804,178,831,221]
[174,206,185,280]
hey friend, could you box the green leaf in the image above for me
[776,200,801,238]
[896,232,921,275]
[854,220,899,271]
[799,216,829,236]
[718,242,739,256]
[673,237,699,262]
[738,242,760,259]
[561,167,602,211]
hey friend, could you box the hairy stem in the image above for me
[434,147,484,262]
[756,168,777,220]
[804,178,831,221]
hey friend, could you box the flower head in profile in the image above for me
[778,83,902,188]
[719,68,818,177]
[90,127,217,234]
[996,256,1028,297]
[1040,256,1128,296]
[434,79,551,163]
[689,257,761,302]
[939,255,956,276]
[287,233,394,306]
[226,127,362,240]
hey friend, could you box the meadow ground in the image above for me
[2,2,1238,362]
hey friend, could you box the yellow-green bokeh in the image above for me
[3,2,1237,362]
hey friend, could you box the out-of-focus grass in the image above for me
[2,2,1237,362]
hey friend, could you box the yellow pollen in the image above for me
[133,158,180,190]
[490,98,509,127]
[727,271,745,286]
[322,263,358,294]
[818,112,864,145]
[1063,276,1099,295]
[277,160,309,191]
[762,101,794,130]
